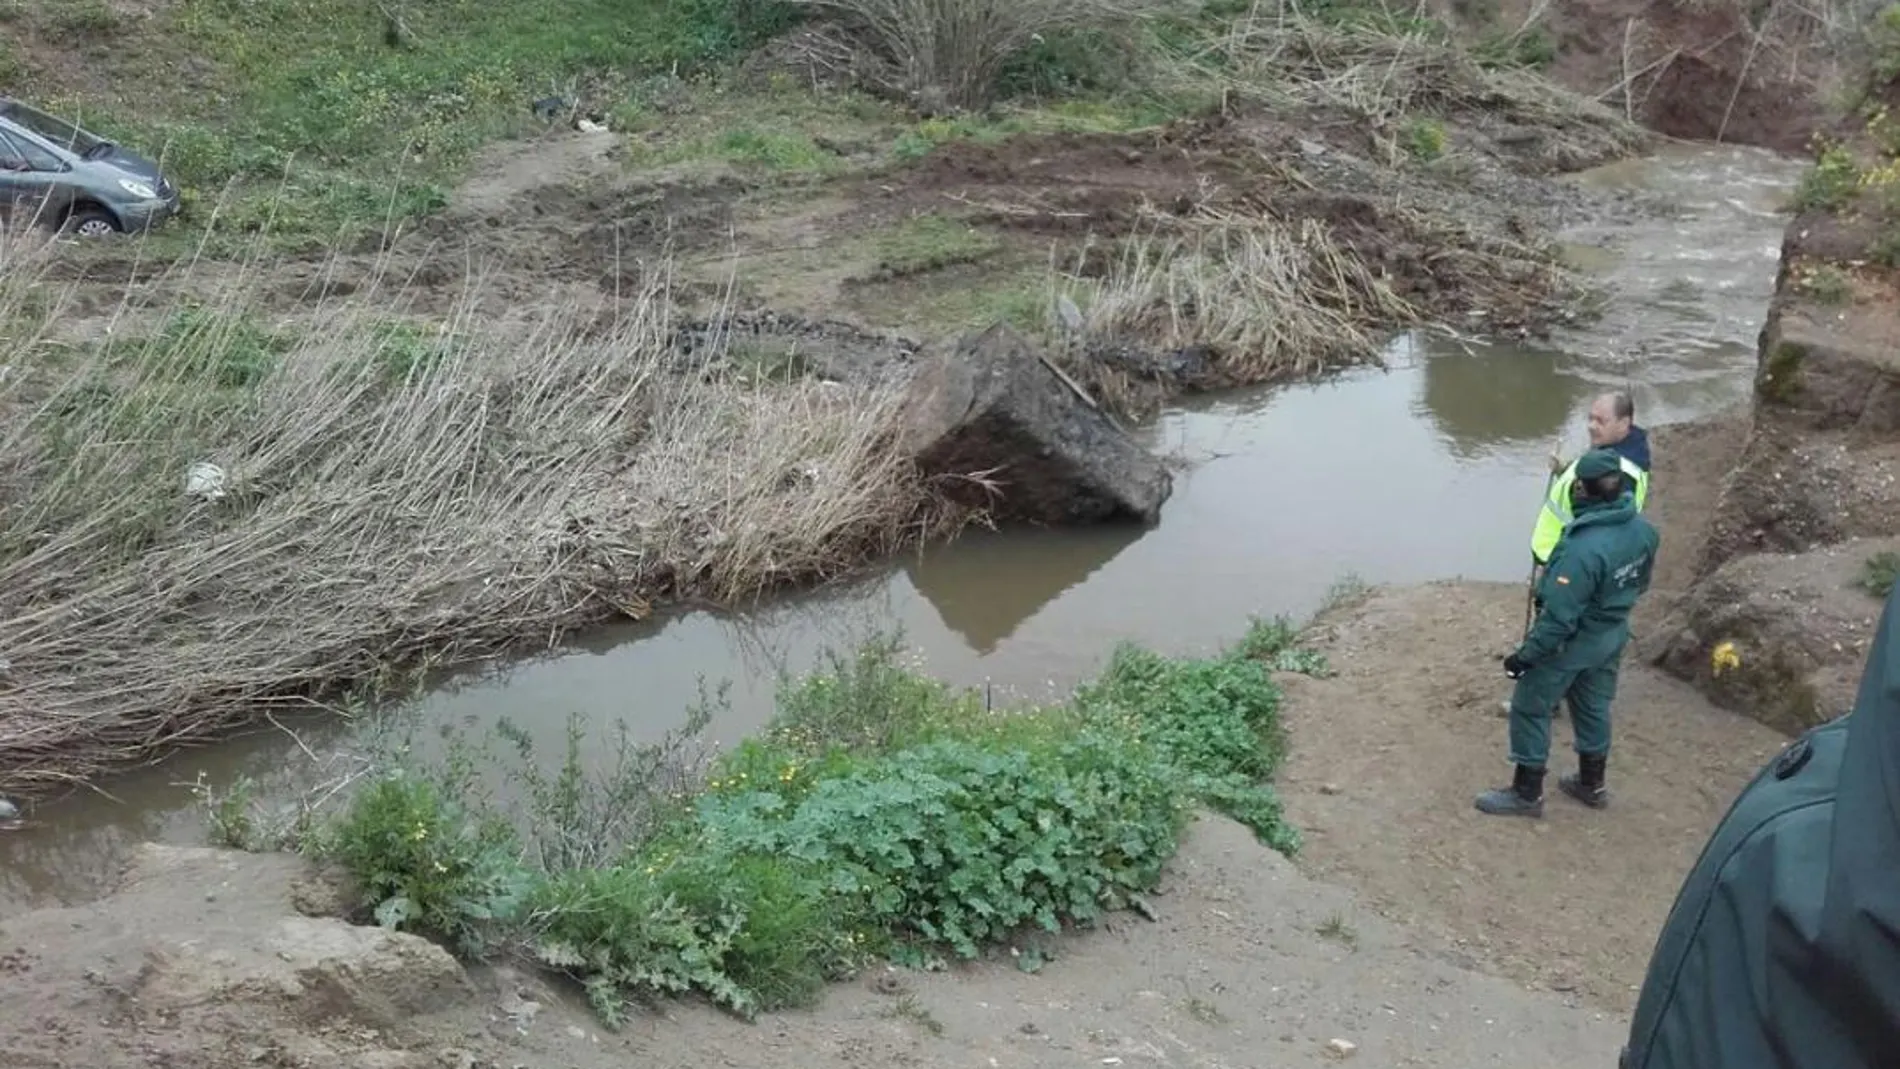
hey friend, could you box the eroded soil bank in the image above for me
[1643,70,1900,731]
[2,814,1635,1069]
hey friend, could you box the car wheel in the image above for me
[63,207,121,238]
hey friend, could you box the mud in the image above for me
[872,106,1661,334]
[1277,581,1792,1015]
[0,818,1630,1069]
[1536,0,1838,153]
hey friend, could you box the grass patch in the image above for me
[1792,144,1862,213]
[1316,911,1358,948]
[857,214,1005,280]
[1858,550,1900,598]
[290,624,1323,1025]
[1401,115,1448,161]
[0,247,942,795]
[28,0,807,246]
[840,256,1053,335]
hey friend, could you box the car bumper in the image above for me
[116,190,182,231]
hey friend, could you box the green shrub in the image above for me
[1076,642,1303,852]
[525,847,868,1022]
[1793,145,1861,212]
[1859,550,1900,598]
[324,771,528,955]
[695,731,1185,958]
[1401,116,1448,162]
[769,631,983,754]
[311,626,1323,1027]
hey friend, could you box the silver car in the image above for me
[0,97,181,237]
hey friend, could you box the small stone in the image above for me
[1326,1038,1358,1058]
[1318,783,1343,795]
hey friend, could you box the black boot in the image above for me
[1475,763,1546,818]
[1559,752,1609,809]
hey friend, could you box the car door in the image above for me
[0,129,68,230]
[0,132,30,229]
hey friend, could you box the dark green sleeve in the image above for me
[1516,548,1600,665]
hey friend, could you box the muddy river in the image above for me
[0,142,1804,908]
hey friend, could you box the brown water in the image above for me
[0,142,1805,910]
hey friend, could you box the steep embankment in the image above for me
[1646,64,1900,731]
[1496,0,1842,152]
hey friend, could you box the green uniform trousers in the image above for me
[1507,654,1622,768]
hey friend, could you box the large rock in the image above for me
[1753,289,1900,435]
[0,845,478,1069]
[899,323,1173,525]
[1650,538,1899,734]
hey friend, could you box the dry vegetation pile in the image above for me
[0,247,956,794]
[0,0,1670,790]
[1203,15,1648,171]
[985,17,1651,407]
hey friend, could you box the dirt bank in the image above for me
[1276,581,1791,1015]
[1645,73,1900,730]
[1505,0,1841,153]
[0,815,1627,1069]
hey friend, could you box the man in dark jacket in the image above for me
[1478,448,1661,818]
[1531,391,1652,566]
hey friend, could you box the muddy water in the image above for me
[0,142,1804,909]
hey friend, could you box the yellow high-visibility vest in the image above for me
[1531,455,1650,564]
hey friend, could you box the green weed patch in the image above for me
[304,624,1324,1025]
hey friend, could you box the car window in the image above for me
[0,101,102,156]
[0,131,64,172]
[0,136,25,173]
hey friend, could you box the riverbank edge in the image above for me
[1641,68,1900,732]
[0,59,1657,801]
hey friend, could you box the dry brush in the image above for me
[0,244,949,795]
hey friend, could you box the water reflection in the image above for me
[905,523,1148,654]
[1416,336,1598,457]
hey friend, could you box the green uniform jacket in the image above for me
[1514,493,1660,671]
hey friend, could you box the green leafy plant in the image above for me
[315,625,1326,1028]
[695,730,1184,958]
[1792,144,1861,212]
[323,770,528,955]
[1858,550,1900,598]
[1401,116,1447,161]
[1076,642,1308,852]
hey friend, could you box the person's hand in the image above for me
[1502,653,1530,679]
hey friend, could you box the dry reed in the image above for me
[1049,194,1576,414]
[1059,204,1417,393]
[782,0,1173,111]
[0,241,945,795]
[1194,14,1650,169]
